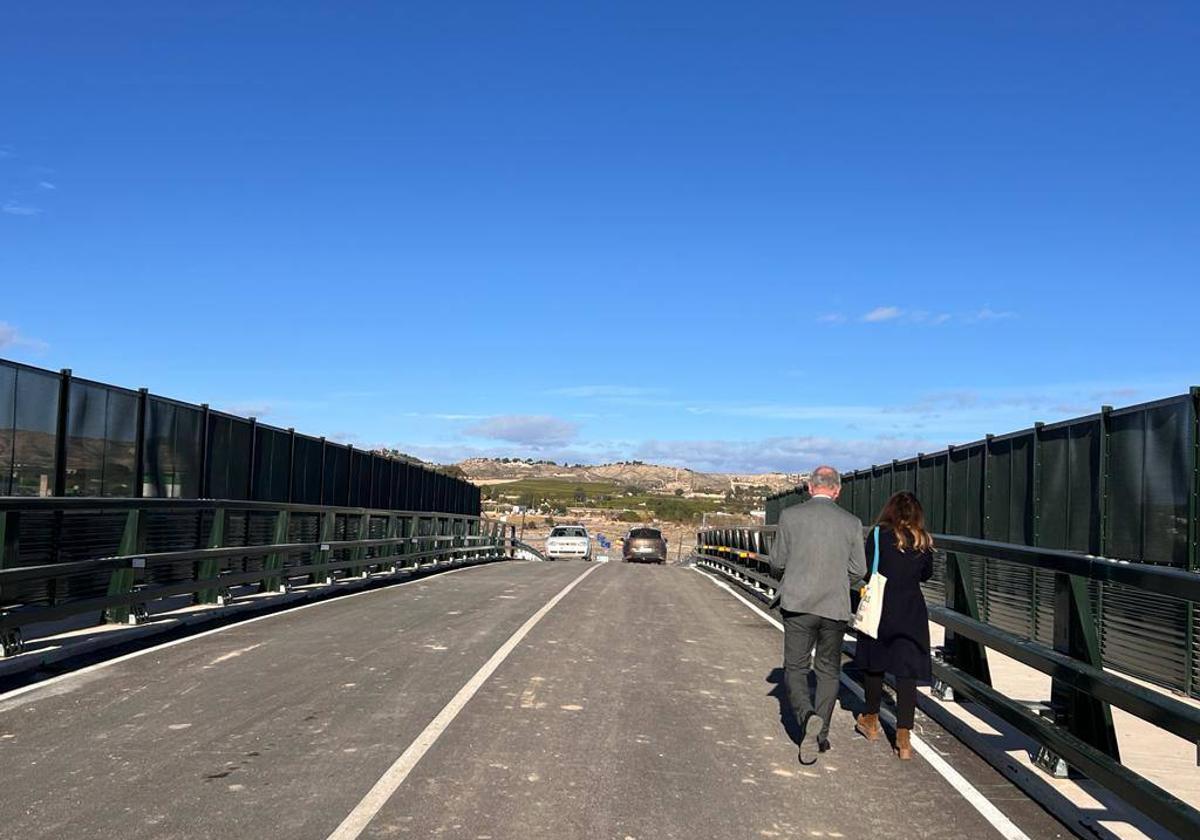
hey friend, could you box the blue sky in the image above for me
[2,2,1198,473]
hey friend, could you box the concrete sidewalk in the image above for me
[921,623,1200,840]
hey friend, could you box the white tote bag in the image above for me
[851,526,888,639]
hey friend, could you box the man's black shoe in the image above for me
[818,737,832,753]
[797,712,820,765]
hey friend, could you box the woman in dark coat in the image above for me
[853,491,934,760]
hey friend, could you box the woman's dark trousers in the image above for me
[864,671,918,729]
[782,611,846,739]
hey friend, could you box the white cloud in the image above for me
[549,384,661,399]
[634,435,938,474]
[818,306,1015,327]
[970,307,1016,321]
[861,306,903,323]
[215,401,274,418]
[37,181,56,190]
[404,441,627,467]
[2,201,41,216]
[401,411,489,421]
[908,310,954,325]
[465,414,580,448]
[0,321,47,352]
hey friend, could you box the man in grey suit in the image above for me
[769,465,867,764]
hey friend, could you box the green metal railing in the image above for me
[776,389,1200,699]
[693,525,1200,840]
[0,496,525,657]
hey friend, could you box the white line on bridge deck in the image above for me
[325,562,601,840]
[691,566,1033,840]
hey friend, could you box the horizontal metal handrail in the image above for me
[0,496,491,520]
[697,528,1200,603]
[930,605,1200,745]
[1,544,504,630]
[693,553,778,592]
[0,534,497,586]
[934,535,1200,602]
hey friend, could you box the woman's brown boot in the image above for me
[854,713,881,741]
[895,727,913,760]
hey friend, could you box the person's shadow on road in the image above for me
[768,666,866,747]
[766,667,805,746]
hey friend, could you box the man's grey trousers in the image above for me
[781,610,846,739]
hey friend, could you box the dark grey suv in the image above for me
[623,527,667,564]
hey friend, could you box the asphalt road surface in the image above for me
[0,560,1067,840]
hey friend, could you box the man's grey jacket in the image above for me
[769,496,868,622]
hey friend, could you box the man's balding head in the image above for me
[809,465,842,499]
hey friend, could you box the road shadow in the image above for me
[768,665,872,747]
[766,667,806,746]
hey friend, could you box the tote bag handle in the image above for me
[871,526,880,576]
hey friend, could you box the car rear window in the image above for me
[550,527,587,538]
[629,528,662,539]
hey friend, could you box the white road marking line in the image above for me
[206,642,265,666]
[690,566,1032,840]
[0,562,499,707]
[326,563,601,840]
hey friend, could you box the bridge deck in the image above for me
[0,562,1064,840]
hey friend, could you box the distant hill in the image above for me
[455,457,803,495]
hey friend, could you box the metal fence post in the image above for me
[351,511,369,576]
[133,388,149,499]
[196,505,226,604]
[983,435,994,540]
[385,515,399,571]
[317,437,327,506]
[1099,405,1113,556]
[1031,422,1044,638]
[942,549,992,689]
[0,510,19,572]
[1050,569,1121,761]
[944,444,954,537]
[286,428,296,503]
[260,509,290,593]
[246,417,258,500]
[198,404,211,498]
[310,510,335,584]
[52,369,71,497]
[400,514,414,567]
[1186,388,1199,698]
[103,508,144,624]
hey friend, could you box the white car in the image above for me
[545,525,592,561]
